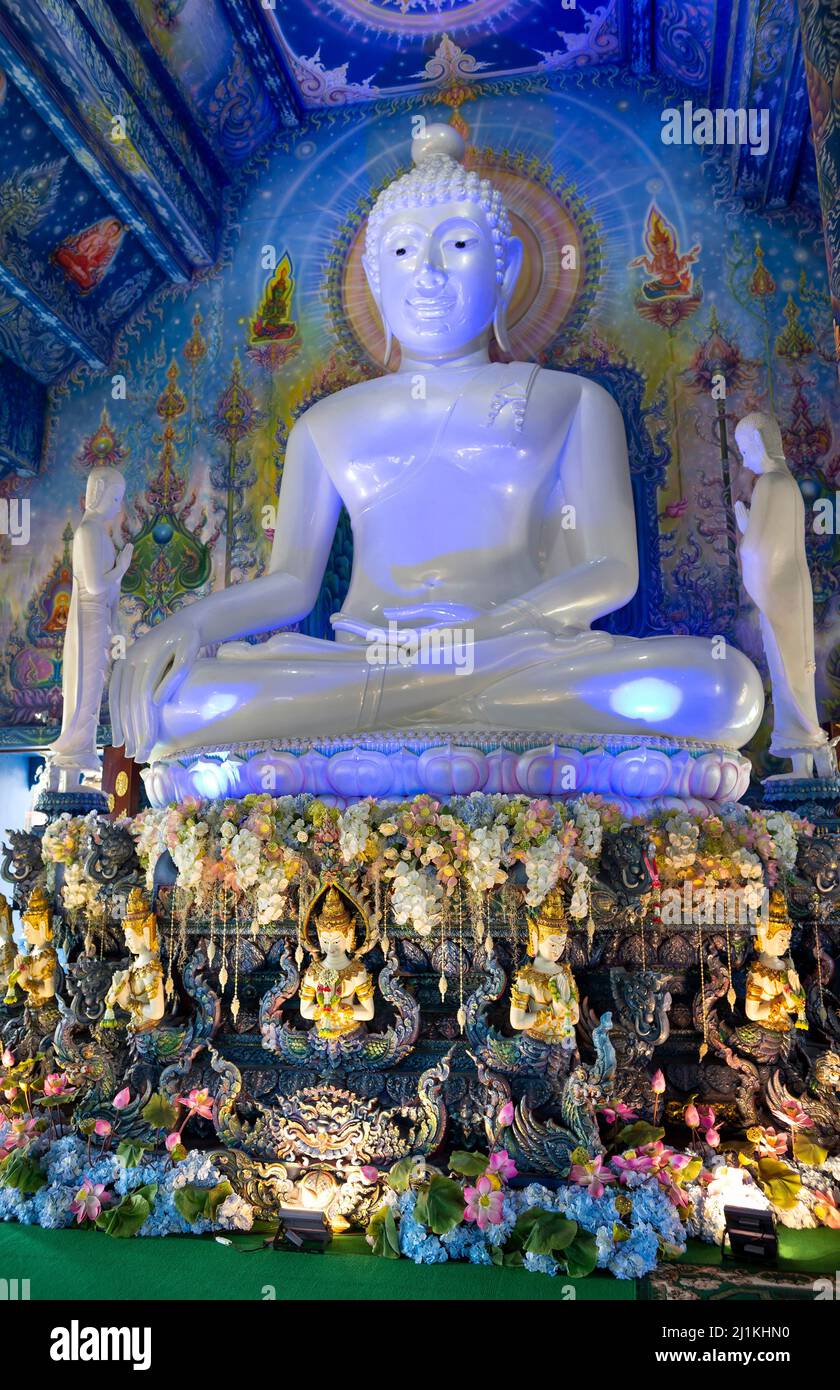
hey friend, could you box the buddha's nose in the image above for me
[413,258,447,294]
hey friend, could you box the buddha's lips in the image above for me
[406,295,456,319]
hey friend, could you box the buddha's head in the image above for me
[85,465,126,520]
[364,123,523,364]
[735,411,785,475]
[22,887,53,948]
[527,888,569,963]
[315,887,357,960]
[754,888,792,959]
[123,888,158,956]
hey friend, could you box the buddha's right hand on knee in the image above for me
[110,613,200,762]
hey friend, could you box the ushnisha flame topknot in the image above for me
[364,123,513,296]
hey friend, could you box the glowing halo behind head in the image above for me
[329,133,599,370]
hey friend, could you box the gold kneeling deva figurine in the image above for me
[745,888,806,1033]
[102,888,166,1032]
[299,885,375,1039]
[510,888,580,1045]
[6,887,58,1008]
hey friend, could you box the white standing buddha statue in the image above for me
[111,125,764,769]
[49,466,132,788]
[735,412,836,781]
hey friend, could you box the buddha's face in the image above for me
[86,472,126,520]
[370,200,518,358]
[538,932,568,964]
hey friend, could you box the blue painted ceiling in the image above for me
[0,0,819,449]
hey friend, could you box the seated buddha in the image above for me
[111,124,763,766]
[102,887,166,1032]
[299,887,375,1039]
[509,889,580,1046]
[745,889,807,1033]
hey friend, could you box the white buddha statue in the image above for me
[735,412,836,780]
[49,466,132,787]
[111,125,763,767]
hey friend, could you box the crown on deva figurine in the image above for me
[303,883,370,955]
[759,888,792,942]
[527,888,569,956]
[364,122,513,294]
[22,886,53,940]
[124,887,158,949]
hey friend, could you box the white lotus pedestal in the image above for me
[142,729,752,813]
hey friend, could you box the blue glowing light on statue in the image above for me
[609,677,683,722]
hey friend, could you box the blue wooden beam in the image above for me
[221,0,304,127]
[628,0,654,76]
[0,2,216,281]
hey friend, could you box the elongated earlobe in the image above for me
[492,303,512,357]
[382,324,394,367]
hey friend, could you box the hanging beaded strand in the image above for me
[218,887,229,992]
[165,887,176,1000]
[697,918,708,1060]
[457,888,466,1033]
[231,894,241,1024]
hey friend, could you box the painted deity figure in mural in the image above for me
[629,204,699,301]
[111,124,764,764]
[735,412,837,781]
[48,467,132,788]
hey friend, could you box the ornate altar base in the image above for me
[1,790,839,1282]
[142,729,753,813]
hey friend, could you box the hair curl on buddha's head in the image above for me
[364,123,514,298]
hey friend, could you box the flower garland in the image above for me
[126,793,808,936]
[41,813,104,919]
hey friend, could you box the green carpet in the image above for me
[1,1225,836,1301]
[0,1225,634,1301]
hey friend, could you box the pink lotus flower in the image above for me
[569,1153,615,1199]
[776,1098,813,1131]
[650,1069,665,1095]
[464,1175,505,1230]
[165,1131,181,1153]
[497,1102,514,1128]
[176,1088,214,1121]
[611,1151,653,1183]
[1,1049,14,1068]
[1,1116,37,1152]
[112,1087,131,1110]
[487,1149,518,1183]
[94,1118,111,1138]
[70,1179,111,1224]
[751,1126,788,1158]
[360,1165,379,1183]
[43,1072,71,1097]
[600,1102,638,1124]
[684,1101,700,1129]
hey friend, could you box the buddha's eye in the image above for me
[454,239,468,249]
[395,247,407,257]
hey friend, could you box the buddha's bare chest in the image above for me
[317,373,572,520]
